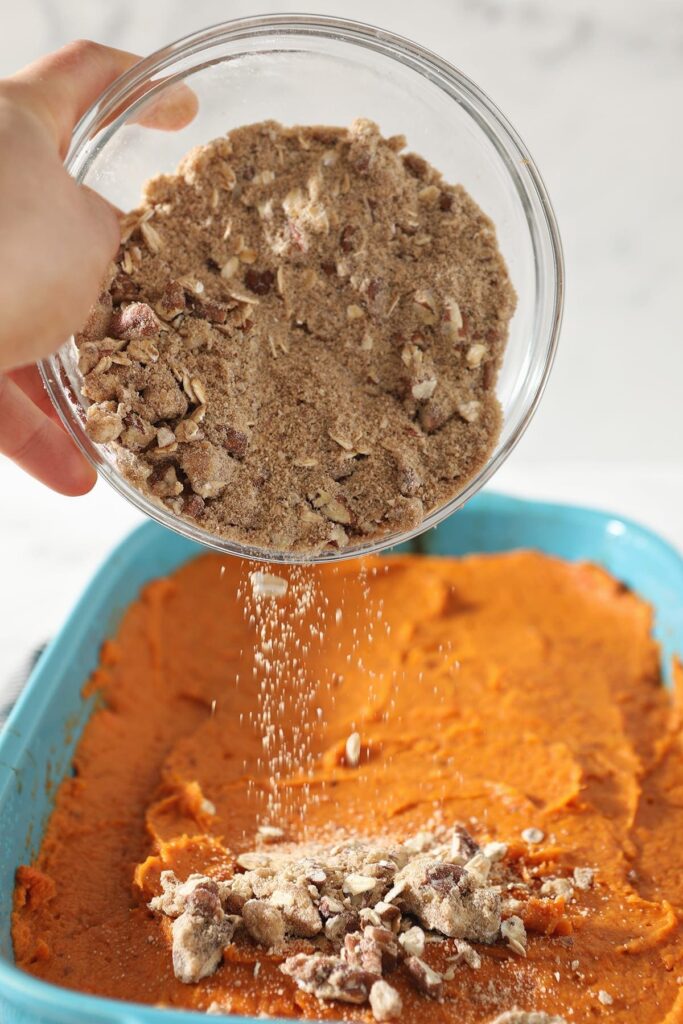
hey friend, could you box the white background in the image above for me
[1,0,682,692]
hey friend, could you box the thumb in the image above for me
[37,178,122,363]
[9,39,198,158]
[79,184,121,257]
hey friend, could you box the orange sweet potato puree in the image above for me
[12,552,683,1021]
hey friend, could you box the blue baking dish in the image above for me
[1,492,682,1024]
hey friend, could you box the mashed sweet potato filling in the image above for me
[12,552,683,1022]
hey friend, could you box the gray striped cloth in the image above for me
[0,646,45,729]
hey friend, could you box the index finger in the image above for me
[8,39,197,157]
[0,374,96,495]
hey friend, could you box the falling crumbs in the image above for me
[77,119,516,552]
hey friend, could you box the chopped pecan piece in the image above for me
[404,955,443,998]
[109,302,158,340]
[425,862,467,895]
[244,268,275,295]
[319,895,346,919]
[189,295,232,324]
[450,938,482,969]
[325,910,360,943]
[373,901,402,933]
[313,491,352,526]
[220,426,248,458]
[343,873,377,897]
[450,826,480,863]
[458,400,482,423]
[182,493,206,519]
[342,932,382,977]
[281,953,375,1005]
[77,338,123,375]
[363,926,399,972]
[150,466,183,498]
[149,872,239,985]
[403,152,429,179]
[149,872,218,918]
[340,225,358,253]
[110,273,141,303]
[155,280,186,321]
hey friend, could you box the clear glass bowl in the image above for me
[40,13,563,564]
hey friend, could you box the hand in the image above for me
[0,40,196,494]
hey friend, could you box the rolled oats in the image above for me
[140,221,164,254]
[501,915,527,957]
[345,731,361,767]
[85,402,124,444]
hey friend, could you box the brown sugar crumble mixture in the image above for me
[78,119,516,552]
[148,824,579,1023]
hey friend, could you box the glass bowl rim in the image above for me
[39,11,564,565]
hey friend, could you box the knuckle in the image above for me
[63,38,100,62]
[55,38,105,76]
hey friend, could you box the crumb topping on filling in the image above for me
[149,824,591,1021]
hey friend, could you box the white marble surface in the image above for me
[1,0,682,697]
[2,0,681,463]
